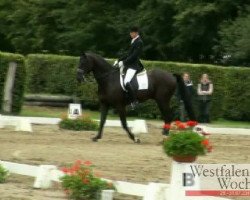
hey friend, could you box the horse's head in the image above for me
[76,53,92,83]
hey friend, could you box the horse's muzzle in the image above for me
[76,72,85,83]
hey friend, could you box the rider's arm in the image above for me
[123,41,143,65]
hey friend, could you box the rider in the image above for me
[114,26,144,109]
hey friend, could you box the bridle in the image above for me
[78,54,119,82]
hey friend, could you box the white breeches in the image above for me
[124,69,136,85]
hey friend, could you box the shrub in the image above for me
[0,51,26,114]
[0,164,9,183]
[60,160,115,200]
[59,115,98,131]
[163,131,211,157]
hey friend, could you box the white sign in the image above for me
[68,103,82,119]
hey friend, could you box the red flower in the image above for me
[75,160,83,165]
[177,123,186,129]
[201,139,212,152]
[175,120,181,125]
[201,139,210,146]
[186,121,198,127]
[71,165,80,173]
[61,167,75,175]
[207,146,213,152]
[82,178,90,184]
[84,161,92,166]
[163,124,171,129]
[61,167,69,173]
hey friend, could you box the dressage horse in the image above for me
[77,52,195,143]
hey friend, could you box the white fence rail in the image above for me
[0,115,148,134]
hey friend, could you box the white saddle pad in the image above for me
[120,70,149,91]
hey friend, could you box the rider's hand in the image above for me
[118,61,124,68]
[113,60,118,67]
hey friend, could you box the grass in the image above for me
[20,106,250,128]
[210,118,250,128]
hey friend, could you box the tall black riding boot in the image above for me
[125,82,138,110]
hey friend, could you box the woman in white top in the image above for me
[197,74,213,123]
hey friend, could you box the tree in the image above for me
[137,0,175,60]
[0,0,249,66]
[169,0,249,63]
[217,7,250,66]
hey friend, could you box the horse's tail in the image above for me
[173,73,196,121]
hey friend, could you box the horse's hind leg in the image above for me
[92,103,109,142]
[117,106,140,143]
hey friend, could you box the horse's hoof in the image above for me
[92,137,99,142]
[134,138,141,144]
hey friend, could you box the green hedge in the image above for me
[26,54,99,108]
[0,52,26,114]
[223,68,250,121]
[25,54,250,121]
[136,61,227,120]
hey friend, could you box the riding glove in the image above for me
[113,60,118,67]
[118,61,124,68]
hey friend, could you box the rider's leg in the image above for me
[124,69,138,109]
[124,68,136,85]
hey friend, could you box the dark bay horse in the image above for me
[77,52,195,143]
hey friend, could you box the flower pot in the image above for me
[172,155,197,163]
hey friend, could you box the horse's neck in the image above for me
[88,54,113,84]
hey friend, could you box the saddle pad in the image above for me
[120,70,149,91]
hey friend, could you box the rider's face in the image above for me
[130,31,138,39]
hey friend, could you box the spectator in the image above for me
[197,74,213,123]
[179,72,194,121]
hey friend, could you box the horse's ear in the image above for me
[81,52,87,58]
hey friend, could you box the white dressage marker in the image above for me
[97,119,148,134]
[131,119,148,134]
[0,115,32,132]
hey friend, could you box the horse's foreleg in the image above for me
[156,98,172,136]
[117,106,139,143]
[92,104,109,142]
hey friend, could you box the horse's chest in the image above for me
[98,86,120,103]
